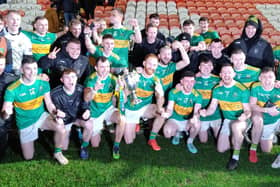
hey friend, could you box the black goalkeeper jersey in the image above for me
[51,84,89,124]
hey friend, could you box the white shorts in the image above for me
[262,120,280,140]
[125,105,150,124]
[168,118,189,132]
[200,119,222,132]
[220,119,233,136]
[91,106,117,136]
[19,112,49,144]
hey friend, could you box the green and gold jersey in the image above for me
[191,33,204,46]
[195,75,221,121]
[22,31,56,61]
[155,62,176,92]
[273,46,280,80]
[84,72,117,117]
[168,88,202,121]
[102,27,134,68]
[251,82,280,125]
[125,73,161,111]
[200,30,220,45]
[4,77,50,129]
[234,65,260,88]
[212,81,249,120]
[90,46,124,68]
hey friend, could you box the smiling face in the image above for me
[21,62,38,83]
[34,18,48,36]
[159,47,172,65]
[231,52,246,71]
[6,12,21,34]
[143,55,158,76]
[181,76,195,93]
[260,70,275,91]
[102,38,115,53]
[66,41,81,59]
[95,59,110,79]
[199,61,213,77]
[245,25,257,39]
[220,65,236,86]
[70,23,82,38]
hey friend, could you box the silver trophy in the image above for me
[122,69,141,105]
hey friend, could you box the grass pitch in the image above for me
[0,130,279,187]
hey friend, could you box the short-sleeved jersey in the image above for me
[191,33,204,46]
[102,27,134,68]
[155,62,176,92]
[90,46,123,68]
[84,72,117,117]
[250,82,280,125]
[200,30,220,45]
[125,73,162,111]
[234,64,260,88]
[4,77,50,129]
[22,31,57,61]
[168,88,203,121]
[212,81,249,120]
[195,75,221,121]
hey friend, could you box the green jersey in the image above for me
[212,81,249,120]
[200,30,220,45]
[102,27,134,68]
[22,31,56,61]
[168,88,202,121]
[4,77,50,129]
[195,75,221,121]
[273,46,280,80]
[155,62,176,92]
[84,72,117,117]
[125,73,162,111]
[250,82,280,125]
[90,46,124,68]
[234,65,260,88]
[191,33,204,46]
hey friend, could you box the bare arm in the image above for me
[84,34,97,54]
[199,98,219,117]
[44,92,57,115]
[250,96,280,116]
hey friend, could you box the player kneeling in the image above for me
[50,69,93,160]
[163,71,202,154]
[84,56,125,159]
[1,56,68,165]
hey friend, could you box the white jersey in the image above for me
[4,29,32,71]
